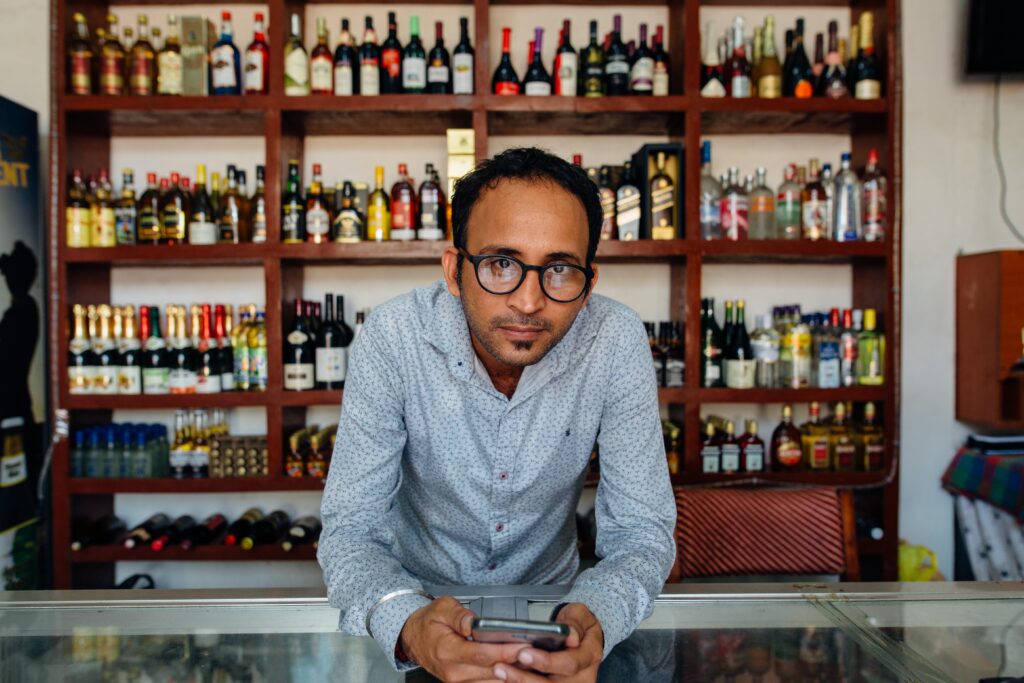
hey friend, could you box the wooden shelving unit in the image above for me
[50,0,902,586]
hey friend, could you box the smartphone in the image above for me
[470,618,570,652]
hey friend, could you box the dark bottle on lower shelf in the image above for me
[150,514,197,551]
[281,515,322,551]
[240,510,290,550]
[123,513,171,548]
[180,513,228,550]
[71,514,126,551]
[224,507,263,546]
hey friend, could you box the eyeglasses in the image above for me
[459,249,594,303]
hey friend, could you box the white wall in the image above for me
[2,0,1023,584]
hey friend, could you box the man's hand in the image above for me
[492,603,603,682]
[399,595,527,682]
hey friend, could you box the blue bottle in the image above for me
[210,11,242,95]
[71,430,86,478]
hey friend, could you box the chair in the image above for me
[668,486,860,583]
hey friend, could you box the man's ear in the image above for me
[442,247,462,298]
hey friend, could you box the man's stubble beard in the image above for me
[459,292,572,369]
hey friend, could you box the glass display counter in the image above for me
[1,582,1021,682]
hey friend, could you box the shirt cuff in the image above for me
[556,585,626,659]
[368,591,434,672]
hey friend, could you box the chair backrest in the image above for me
[670,486,860,582]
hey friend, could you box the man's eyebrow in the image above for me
[545,251,582,264]
[477,246,582,264]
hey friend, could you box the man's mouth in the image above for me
[498,325,545,342]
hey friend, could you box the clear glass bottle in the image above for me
[720,166,748,241]
[751,313,780,388]
[833,152,862,241]
[862,148,887,241]
[748,167,776,239]
[775,164,801,240]
[856,308,884,385]
[814,309,842,388]
[699,141,723,240]
[780,305,811,388]
[801,158,828,241]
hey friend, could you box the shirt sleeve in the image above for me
[317,314,431,672]
[558,314,677,658]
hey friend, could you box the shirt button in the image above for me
[487,562,497,570]
[498,471,509,481]
[495,522,505,532]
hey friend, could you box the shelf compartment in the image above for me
[68,477,325,494]
[279,390,344,406]
[61,243,272,267]
[279,241,450,265]
[61,95,268,136]
[673,470,888,487]
[283,96,475,136]
[62,393,272,411]
[699,240,887,264]
[699,97,887,135]
[71,545,317,563]
[487,96,686,136]
[697,387,887,403]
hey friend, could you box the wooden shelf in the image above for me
[61,95,267,136]
[62,392,272,410]
[72,544,317,563]
[61,243,272,266]
[700,97,887,135]
[68,477,325,494]
[699,240,887,264]
[279,389,343,406]
[672,470,888,487]
[698,387,887,404]
[279,241,449,265]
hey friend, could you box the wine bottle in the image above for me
[701,298,725,387]
[282,516,322,551]
[167,305,199,394]
[250,165,267,243]
[316,294,354,390]
[819,20,848,98]
[652,25,669,96]
[390,163,417,241]
[700,24,726,97]
[453,17,474,95]
[418,163,446,240]
[367,165,391,241]
[93,305,120,395]
[727,17,751,98]
[284,298,316,391]
[523,28,552,95]
[851,12,881,100]
[402,16,427,94]
[150,514,196,552]
[244,12,270,95]
[381,12,403,94]
[492,27,520,94]
[554,20,576,96]
[71,514,126,551]
[214,304,234,391]
[284,13,310,96]
[123,512,172,548]
[786,18,815,98]
[426,21,451,94]
[359,16,380,96]
[180,513,227,550]
[333,19,358,95]
[604,15,629,95]
[240,510,290,550]
[309,17,333,95]
[210,11,241,95]
[224,508,263,546]
[724,299,755,389]
[739,421,766,473]
[118,305,142,395]
[629,23,654,95]
[188,164,217,245]
[580,21,604,97]
[69,304,97,395]
[757,16,782,98]
[281,160,305,243]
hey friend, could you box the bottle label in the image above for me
[392,199,414,231]
[286,456,304,478]
[556,53,577,96]
[93,366,119,394]
[700,446,720,473]
[66,207,92,247]
[599,188,616,240]
[334,64,354,95]
[743,444,764,472]
[315,347,347,382]
[360,60,380,95]
[130,56,154,95]
[92,207,116,247]
[233,346,250,388]
[751,194,774,214]
[863,182,886,241]
[751,337,779,362]
[169,447,191,476]
[650,178,675,239]
[453,54,473,94]
[865,443,884,470]
[306,207,330,238]
[118,365,142,395]
[724,359,756,389]
[219,210,239,243]
[653,64,669,96]
[665,358,684,388]
[700,78,726,98]
[605,58,629,76]
[196,369,221,394]
[802,200,827,240]
[333,211,363,242]
[721,445,741,473]
[162,207,186,242]
[794,79,814,98]
[720,195,748,240]
[402,57,426,89]
[287,330,309,345]
[428,65,450,84]
[284,363,315,390]
[855,79,881,100]
[100,54,125,95]
[616,188,641,240]
[114,207,136,245]
[211,46,238,89]
[776,194,801,237]
[699,199,721,239]
[168,368,198,393]
[835,443,856,470]
[137,210,160,242]
[809,437,830,469]
[282,208,304,242]
[70,53,91,94]
[0,450,27,488]
[244,51,265,92]
[142,367,170,394]
[525,81,551,96]
[584,65,604,96]
[157,52,183,95]
[630,57,654,93]
[495,81,520,95]
[220,368,234,392]
[251,202,267,242]
[249,347,268,389]
[188,220,218,245]
[69,366,95,394]
[730,75,751,97]
[382,49,401,79]
[776,440,802,468]
[817,341,841,388]
[758,74,781,98]
[311,56,333,91]
[284,49,310,95]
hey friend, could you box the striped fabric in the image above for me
[675,487,846,578]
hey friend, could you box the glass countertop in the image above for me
[0,583,1021,682]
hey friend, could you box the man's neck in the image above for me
[469,335,523,399]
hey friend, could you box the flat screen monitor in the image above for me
[966,0,1024,74]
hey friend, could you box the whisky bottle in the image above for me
[739,420,766,473]
[69,304,97,394]
[218,166,242,243]
[859,401,884,470]
[118,305,142,395]
[310,17,334,95]
[128,15,156,95]
[91,168,116,247]
[402,16,427,94]
[160,173,188,244]
[700,422,721,474]
[188,164,217,245]
[66,168,92,247]
[720,421,741,474]
[99,14,126,95]
[390,164,416,241]
[68,13,94,95]
[597,166,617,240]
[452,17,474,95]
[281,160,306,243]
[113,169,137,245]
[284,13,310,96]
[123,512,171,548]
[244,12,270,95]
[801,401,830,470]
[141,305,170,395]
[367,166,392,241]
[770,404,803,471]
[334,19,357,95]
[248,309,269,391]
[136,172,160,244]
[856,308,884,385]
[830,402,857,471]
[332,181,364,243]
[305,164,331,244]
[157,15,183,95]
[649,152,676,240]
[417,164,445,241]
[224,508,264,545]
[615,161,641,240]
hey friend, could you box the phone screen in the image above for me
[470,618,570,652]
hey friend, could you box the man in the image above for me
[319,147,676,682]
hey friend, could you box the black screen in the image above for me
[967,0,1024,74]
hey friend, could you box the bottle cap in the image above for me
[864,308,877,330]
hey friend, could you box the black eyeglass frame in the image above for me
[458,248,595,303]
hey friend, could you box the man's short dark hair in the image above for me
[451,147,603,266]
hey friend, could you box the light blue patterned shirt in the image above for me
[318,279,676,670]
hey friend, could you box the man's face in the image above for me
[443,179,598,369]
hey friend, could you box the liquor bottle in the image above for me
[244,12,270,95]
[210,12,241,95]
[99,14,126,96]
[224,508,263,545]
[720,167,748,241]
[748,167,776,239]
[581,21,604,97]
[113,169,137,245]
[774,164,802,240]
[248,308,269,391]
[812,32,825,82]
[281,160,305,243]
[700,24,726,98]
[355,310,366,338]
[381,12,403,94]
[699,142,723,240]
[652,25,669,96]
[847,23,859,87]
[665,322,685,388]
[595,166,617,240]
[359,16,381,96]
[167,306,198,394]
[725,300,755,389]
[194,305,219,394]
[786,19,814,98]
[814,309,841,388]
[821,163,835,237]
[214,305,233,391]
[649,152,675,240]
[284,298,316,391]
[282,516,322,551]
[818,21,848,98]
[615,161,641,241]
[523,28,553,96]
[71,514,126,551]
[629,23,654,96]
[307,17,333,96]
[701,298,725,387]
[333,19,358,95]
[700,422,721,474]
[452,17,474,95]
[210,171,222,218]
[800,402,829,469]
[750,314,779,388]
[739,421,766,473]
[123,513,171,548]
[217,166,240,243]
[188,164,217,245]
[852,12,881,100]
[604,15,629,96]
[426,21,451,94]
[860,401,884,471]
[139,305,167,394]
[250,165,268,243]
[240,510,290,550]
[389,163,417,241]
[180,513,227,550]
[839,308,857,387]
[857,308,884,385]
[367,166,392,241]
[833,153,861,241]
[134,172,160,244]
[118,306,142,395]
[755,16,782,99]
[771,405,803,471]
[148,514,196,551]
[284,13,310,96]
[801,159,828,240]
[649,323,665,387]
[305,164,331,244]
[68,13,93,95]
[417,164,445,240]
[862,149,887,241]
[492,27,520,95]
[127,15,156,95]
[156,16,183,96]
[88,168,115,247]
[231,305,251,390]
[552,20,576,96]
[68,304,97,394]
[829,402,857,471]
[401,16,427,94]
[332,181,364,243]
[720,421,741,474]
[160,173,187,244]
[727,17,751,98]
[316,294,353,390]
[89,305,118,395]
